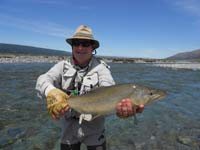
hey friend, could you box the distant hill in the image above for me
[167,49,200,60]
[0,43,71,56]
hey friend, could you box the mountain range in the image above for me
[0,43,200,60]
[0,43,71,56]
[167,49,200,60]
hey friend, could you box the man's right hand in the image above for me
[46,88,70,119]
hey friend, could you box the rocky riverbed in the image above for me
[149,62,200,70]
[0,56,67,63]
[1,55,200,70]
[1,63,200,150]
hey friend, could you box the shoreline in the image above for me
[0,55,200,70]
[149,63,200,70]
[0,55,68,63]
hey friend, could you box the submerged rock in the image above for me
[7,127,25,138]
[0,137,16,148]
[177,135,192,146]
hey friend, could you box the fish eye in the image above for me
[150,92,153,95]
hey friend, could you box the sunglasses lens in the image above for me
[73,41,91,47]
[82,42,91,47]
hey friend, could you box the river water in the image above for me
[0,63,199,150]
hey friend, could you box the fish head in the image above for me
[129,84,167,105]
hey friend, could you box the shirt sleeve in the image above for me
[98,64,115,87]
[35,61,64,99]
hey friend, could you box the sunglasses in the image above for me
[72,40,92,47]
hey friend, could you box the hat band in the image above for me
[74,32,94,39]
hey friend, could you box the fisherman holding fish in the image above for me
[36,25,144,150]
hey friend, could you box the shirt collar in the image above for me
[71,56,94,70]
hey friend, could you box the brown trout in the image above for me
[67,83,167,115]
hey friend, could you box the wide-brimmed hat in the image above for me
[66,25,99,49]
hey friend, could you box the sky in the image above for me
[0,0,200,59]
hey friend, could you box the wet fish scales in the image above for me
[67,83,166,115]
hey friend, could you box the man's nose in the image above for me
[78,44,84,49]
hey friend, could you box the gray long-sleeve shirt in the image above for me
[35,56,115,145]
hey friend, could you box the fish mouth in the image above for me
[154,90,167,100]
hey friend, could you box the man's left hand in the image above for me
[116,99,144,118]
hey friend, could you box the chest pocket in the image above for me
[62,68,76,90]
[81,72,99,94]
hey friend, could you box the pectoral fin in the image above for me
[133,105,138,125]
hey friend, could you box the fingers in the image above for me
[136,104,144,113]
[116,99,144,118]
[51,106,70,120]
[64,105,70,112]
[116,103,128,118]
[116,99,134,118]
[126,100,134,114]
[51,113,58,120]
[49,105,70,120]
[46,88,70,120]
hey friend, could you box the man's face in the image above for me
[72,39,94,66]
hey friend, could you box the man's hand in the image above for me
[46,88,70,120]
[116,99,144,118]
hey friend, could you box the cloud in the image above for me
[165,0,200,29]
[8,0,67,5]
[0,13,71,38]
[30,0,66,5]
[167,0,200,17]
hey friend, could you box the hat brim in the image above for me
[66,37,99,49]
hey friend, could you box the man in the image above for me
[36,25,144,150]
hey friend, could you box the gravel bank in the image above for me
[151,62,200,70]
[0,56,68,63]
[1,56,200,70]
